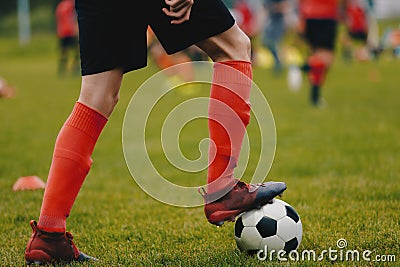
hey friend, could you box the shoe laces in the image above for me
[233,180,248,190]
[198,179,244,198]
[235,180,266,193]
[198,180,264,198]
[66,232,80,258]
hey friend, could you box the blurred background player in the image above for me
[342,0,370,61]
[55,0,79,76]
[298,0,339,106]
[381,26,400,58]
[262,0,289,72]
[233,0,265,62]
[364,0,382,59]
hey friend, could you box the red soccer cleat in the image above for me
[201,179,287,226]
[25,220,97,265]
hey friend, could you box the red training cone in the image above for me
[13,176,46,191]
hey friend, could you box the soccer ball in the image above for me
[234,199,302,254]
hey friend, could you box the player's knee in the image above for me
[315,49,335,66]
[219,30,251,61]
[78,91,119,117]
[104,92,120,114]
[228,30,251,59]
[199,25,251,62]
[79,70,123,117]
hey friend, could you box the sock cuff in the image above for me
[38,214,66,233]
[66,102,108,141]
[213,61,252,85]
[53,148,93,171]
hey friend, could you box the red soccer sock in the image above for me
[38,102,107,232]
[207,61,252,194]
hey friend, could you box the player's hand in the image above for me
[162,0,194,25]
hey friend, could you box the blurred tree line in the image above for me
[0,0,61,36]
[0,0,59,18]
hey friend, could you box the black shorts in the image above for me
[349,30,368,43]
[304,19,338,51]
[75,0,235,75]
[60,36,78,49]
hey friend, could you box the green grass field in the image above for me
[0,34,399,266]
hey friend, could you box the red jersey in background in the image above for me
[346,0,368,32]
[299,0,339,20]
[56,0,77,38]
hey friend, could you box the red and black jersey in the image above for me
[345,0,368,32]
[56,0,78,38]
[299,0,339,20]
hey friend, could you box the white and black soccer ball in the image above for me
[234,199,302,254]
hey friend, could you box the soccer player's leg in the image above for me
[306,53,327,106]
[196,24,286,226]
[302,19,337,106]
[25,70,122,265]
[58,38,68,76]
[24,0,148,262]
[149,0,286,226]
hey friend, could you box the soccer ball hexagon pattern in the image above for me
[234,199,302,254]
